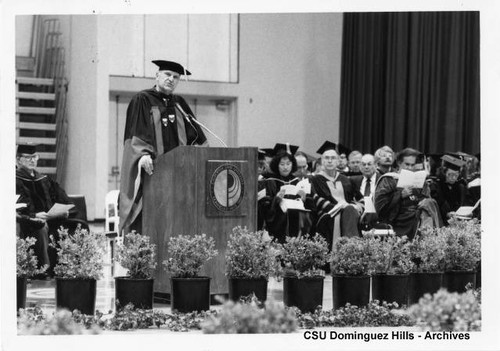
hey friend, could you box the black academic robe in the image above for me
[119,88,207,233]
[257,174,313,243]
[16,167,83,269]
[374,173,425,239]
[310,173,363,250]
[432,179,467,225]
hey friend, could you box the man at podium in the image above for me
[119,60,208,234]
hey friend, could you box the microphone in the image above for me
[187,114,228,147]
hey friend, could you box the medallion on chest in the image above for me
[162,98,176,126]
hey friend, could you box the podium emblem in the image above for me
[207,161,247,216]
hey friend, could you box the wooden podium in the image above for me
[142,146,257,297]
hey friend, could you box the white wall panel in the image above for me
[15,16,33,57]
[188,14,233,82]
[144,14,189,77]
[103,15,145,77]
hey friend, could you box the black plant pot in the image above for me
[371,274,409,306]
[408,272,443,305]
[228,278,268,302]
[115,277,154,310]
[332,275,370,309]
[283,276,324,313]
[171,277,210,313]
[17,276,27,311]
[56,278,97,315]
[443,271,476,293]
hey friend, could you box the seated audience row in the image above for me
[257,141,480,248]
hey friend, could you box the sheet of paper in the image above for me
[296,178,311,194]
[280,198,307,213]
[257,188,266,201]
[396,170,427,188]
[363,196,376,213]
[454,206,474,218]
[47,203,75,218]
[280,184,298,196]
[467,178,480,188]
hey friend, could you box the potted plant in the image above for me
[369,235,414,306]
[114,231,157,309]
[441,219,481,293]
[225,227,281,302]
[50,225,106,315]
[16,237,48,311]
[278,234,329,313]
[408,228,446,304]
[330,236,372,309]
[163,233,218,313]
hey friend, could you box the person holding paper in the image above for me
[431,155,468,225]
[15,144,83,276]
[374,148,441,239]
[310,141,364,251]
[119,60,208,235]
[258,144,313,243]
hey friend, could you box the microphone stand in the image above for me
[187,115,228,147]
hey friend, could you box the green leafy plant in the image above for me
[115,231,157,279]
[440,221,481,271]
[17,237,48,277]
[294,300,414,328]
[278,234,329,278]
[163,234,218,278]
[368,236,415,275]
[17,308,101,335]
[330,237,372,276]
[225,227,281,279]
[409,229,446,273]
[201,297,297,333]
[408,288,481,331]
[50,226,106,279]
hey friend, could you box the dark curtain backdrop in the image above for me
[339,12,480,155]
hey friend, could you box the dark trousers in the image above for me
[19,221,50,268]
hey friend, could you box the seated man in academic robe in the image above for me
[15,144,86,276]
[310,141,364,251]
[374,148,442,240]
[350,153,381,231]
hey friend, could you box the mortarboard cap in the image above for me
[441,154,466,171]
[258,149,267,160]
[337,143,351,157]
[273,143,299,156]
[17,144,37,155]
[261,148,274,157]
[446,151,472,161]
[152,60,191,75]
[316,141,337,155]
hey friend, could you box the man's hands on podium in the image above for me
[139,154,154,175]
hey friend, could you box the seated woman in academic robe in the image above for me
[374,148,442,240]
[310,142,364,251]
[257,149,313,243]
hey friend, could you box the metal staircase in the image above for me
[15,17,68,183]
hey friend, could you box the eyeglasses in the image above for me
[20,154,39,161]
